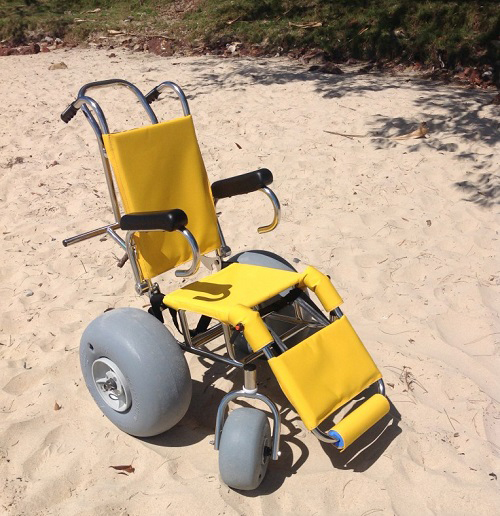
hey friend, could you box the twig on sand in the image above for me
[380,328,418,335]
[0,400,15,413]
[443,408,456,431]
[472,411,481,437]
[399,366,428,393]
[342,479,353,498]
[323,130,356,140]
[386,365,428,394]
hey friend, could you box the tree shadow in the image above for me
[454,172,500,207]
[173,57,498,208]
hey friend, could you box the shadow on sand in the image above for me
[142,354,401,495]
[178,58,499,208]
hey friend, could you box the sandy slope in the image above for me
[0,48,499,515]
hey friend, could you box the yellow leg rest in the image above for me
[328,394,390,450]
[269,316,381,430]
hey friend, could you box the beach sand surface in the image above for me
[0,48,499,515]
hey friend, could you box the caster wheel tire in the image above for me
[80,307,192,437]
[219,408,271,490]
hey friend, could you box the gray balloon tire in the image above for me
[80,307,192,437]
[219,407,271,490]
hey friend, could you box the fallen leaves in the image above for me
[110,464,135,475]
[2,156,24,169]
[54,402,62,411]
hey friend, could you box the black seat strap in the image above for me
[149,292,212,337]
[167,307,212,338]
[149,292,166,323]
[258,287,303,318]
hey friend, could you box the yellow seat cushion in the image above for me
[269,316,382,430]
[163,263,344,351]
[163,263,300,319]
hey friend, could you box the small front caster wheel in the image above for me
[218,408,272,490]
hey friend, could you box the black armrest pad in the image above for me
[120,209,188,232]
[211,168,273,200]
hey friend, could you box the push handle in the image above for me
[257,186,281,234]
[145,88,161,104]
[61,103,78,123]
[144,82,190,115]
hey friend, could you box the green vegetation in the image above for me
[1,0,498,68]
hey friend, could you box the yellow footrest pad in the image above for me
[268,316,382,430]
[327,393,390,450]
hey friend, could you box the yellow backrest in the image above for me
[102,115,221,280]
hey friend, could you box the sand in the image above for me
[0,48,499,515]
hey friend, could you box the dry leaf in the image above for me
[235,142,242,149]
[49,62,68,70]
[110,464,135,474]
[426,220,432,227]
[54,402,61,410]
[391,122,428,140]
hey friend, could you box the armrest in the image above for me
[120,209,188,232]
[121,209,200,281]
[211,168,273,200]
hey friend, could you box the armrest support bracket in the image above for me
[121,210,201,292]
[212,169,280,234]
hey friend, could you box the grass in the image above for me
[1,0,498,69]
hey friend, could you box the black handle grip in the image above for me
[145,89,160,104]
[61,103,78,123]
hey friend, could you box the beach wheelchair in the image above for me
[61,79,390,490]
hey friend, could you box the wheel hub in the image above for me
[92,357,131,412]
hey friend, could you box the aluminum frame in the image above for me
[61,79,389,458]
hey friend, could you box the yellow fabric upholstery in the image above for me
[162,263,344,351]
[300,266,342,312]
[268,316,382,430]
[163,263,300,350]
[102,115,221,280]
